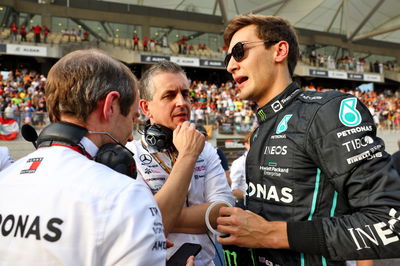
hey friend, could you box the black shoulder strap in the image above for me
[37,122,88,148]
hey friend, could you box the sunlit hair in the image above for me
[224,14,299,77]
[45,49,137,123]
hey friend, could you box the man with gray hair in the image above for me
[127,61,234,265]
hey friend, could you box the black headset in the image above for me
[143,122,173,151]
[32,122,137,179]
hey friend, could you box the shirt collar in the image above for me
[80,136,99,158]
[256,82,301,123]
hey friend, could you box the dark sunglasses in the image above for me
[224,40,279,67]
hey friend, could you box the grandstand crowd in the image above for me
[3,21,400,76]
[1,68,398,132]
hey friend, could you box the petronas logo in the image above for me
[276,114,292,134]
[339,98,361,127]
[258,110,267,121]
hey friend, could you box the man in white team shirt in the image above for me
[0,49,197,265]
[127,61,234,265]
[230,132,251,203]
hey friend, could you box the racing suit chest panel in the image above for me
[247,94,337,222]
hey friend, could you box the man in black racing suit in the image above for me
[216,14,400,266]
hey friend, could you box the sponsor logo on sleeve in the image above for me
[339,98,362,127]
[336,125,373,139]
[348,208,400,250]
[20,157,43,174]
[342,136,374,152]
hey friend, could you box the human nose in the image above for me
[226,57,239,74]
[176,93,189,106]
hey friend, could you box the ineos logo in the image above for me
[139,154,152,165]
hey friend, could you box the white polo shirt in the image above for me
[230,152,248,194]
[0,137,166,266]
[127,138,234,266]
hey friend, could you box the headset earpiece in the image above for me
[95,143,137,179]
[144,123,173,151]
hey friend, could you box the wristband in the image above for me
[205,200,233,236]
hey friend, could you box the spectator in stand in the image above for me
[10,22,18,42]
[83,30,89,41]
[19,25,27,42]
[43,25,50,43]
[132,34,139,51]
[150,38,156,51]
[142,36,148,51]
[33,24,41,43]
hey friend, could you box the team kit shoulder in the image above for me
[297,90,343,105]
[302,93,400,260]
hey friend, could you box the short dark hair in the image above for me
[46,49,137,123]
[224,14,299,77]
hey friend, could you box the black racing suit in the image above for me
[245,82,400,266]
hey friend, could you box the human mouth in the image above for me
[234,75,248,85]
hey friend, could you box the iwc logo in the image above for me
[276,114,292,134]
[339,98,361,127]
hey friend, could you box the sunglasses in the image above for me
[224,40,279,67]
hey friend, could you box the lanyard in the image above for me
[141,140,177,174]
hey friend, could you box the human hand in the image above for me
[173,121,205,158]
[216,207,289,249]
[186,255,195,266]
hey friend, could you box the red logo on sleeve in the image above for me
[20,157,43,174]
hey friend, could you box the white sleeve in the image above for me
[230,155,246,192]
[203,143,235,205]
[0,147,13,171]
[99,182,166,266]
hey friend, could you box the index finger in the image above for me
[218,206,236,216]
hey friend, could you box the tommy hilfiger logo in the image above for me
[20,157,43,174]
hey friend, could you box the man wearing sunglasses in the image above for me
[216,14,400,266]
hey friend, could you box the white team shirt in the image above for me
[230,152,248,194]
[0,137,166,266]
[0,146,13,171]
[127,138,235,266]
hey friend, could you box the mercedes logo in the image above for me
[140,154,152,165]
[146,135,157,146]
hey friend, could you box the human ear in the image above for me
[139,99,152,119]
[102,91,120,120]
[275,41,289,63]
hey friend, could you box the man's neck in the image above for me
[257,76,293,107]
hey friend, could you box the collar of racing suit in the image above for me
[255,82,302,123]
